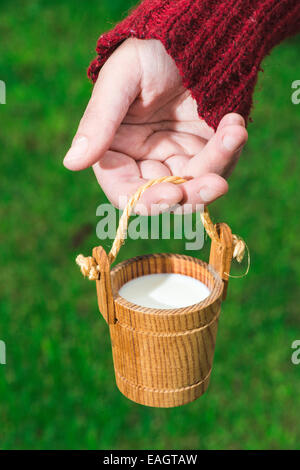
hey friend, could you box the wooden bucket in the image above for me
[77,177,244,408]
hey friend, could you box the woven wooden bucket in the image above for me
[77,177,243,408]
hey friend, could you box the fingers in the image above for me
[93,151,183,215]
[93,151,143,208]
[185,113,248,179]
[135,183,183,215]
[63,42,141,171]
[164,155,191,177]
[137,160,171,179]
[94,151,227,215]
[217,112,246,129]
[173,174,228,213]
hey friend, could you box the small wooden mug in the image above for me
[77,177,243,408]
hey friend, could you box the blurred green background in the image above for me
[1,0,300,450]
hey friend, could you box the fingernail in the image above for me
[64,136,88,163]
[222,134,240,151]
[199,186,216,202]
[220,114,245,128]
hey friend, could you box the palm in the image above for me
[64,39,247,213]
[114,89,212,172]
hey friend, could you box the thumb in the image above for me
[63,42,141,171]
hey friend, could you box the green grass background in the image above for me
[1,0,300,450]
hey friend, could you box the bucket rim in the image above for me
[111,252,223,315]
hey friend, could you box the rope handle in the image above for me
[76,176,247,280]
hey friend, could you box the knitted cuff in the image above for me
[88,0,300,130]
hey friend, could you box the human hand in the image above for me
[63,39,248,214]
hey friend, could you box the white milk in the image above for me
[118,273,211,309]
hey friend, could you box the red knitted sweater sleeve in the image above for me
[88,0,300,130]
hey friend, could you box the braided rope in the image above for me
[76,254,100,280]
[76,176,247,280]
[109,176,185,264]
